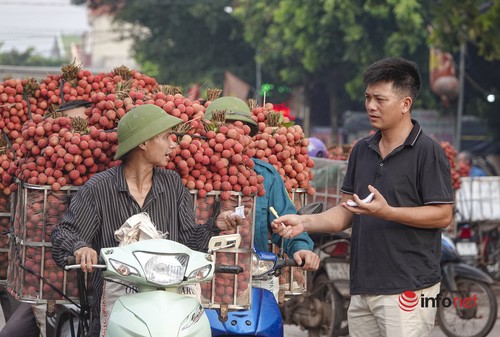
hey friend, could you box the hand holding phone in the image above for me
[346,192,375,207]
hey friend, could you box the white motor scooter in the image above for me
[64,234,242,337]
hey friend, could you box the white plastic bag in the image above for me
[100,213,165,336]
[99,213,200,336]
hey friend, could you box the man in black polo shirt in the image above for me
[272,57,454,337]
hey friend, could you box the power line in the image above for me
[465,72,497,96]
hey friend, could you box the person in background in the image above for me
[457,150,488,177]
[203,97,320,298]
[272,57,454,337]
[307,137,328,158]
[51,104,241,337]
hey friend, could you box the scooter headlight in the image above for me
[252,252,276,277]
[134,252,188,286]
[187,265,212,280]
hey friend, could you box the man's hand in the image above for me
[215,210,242,233]
[271,214,305,239]
[74,247,98,272]
[342,185,388,217]
[293,250,320,271]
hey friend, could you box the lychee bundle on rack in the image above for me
[39,62,158,107]
[0,78,34,141]
[440,141,461,190]
[10,243,81,301]
[200,250,252,306]
[168,123,265,199]
[327,144,353,161]
[249,102,315,196]
[0,64,165,192]
[195,191,255,308]
[0,62,318,205]
[8,182,82,302]
[71,83,266,200]
[7,113,119,191]
[0,132,17,195]
[0,190,11,280]
[87,88,204,132]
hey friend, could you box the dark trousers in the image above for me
[0,290,39,337]
[0,288,16,322]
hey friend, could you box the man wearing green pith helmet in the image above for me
[204,96,320,299]
[51,104,241,337]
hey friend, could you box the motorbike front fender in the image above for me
[106,291,210,337]
[442,262,494,292]
[206,287,283,337]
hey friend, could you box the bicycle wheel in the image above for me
[437,279,497,337]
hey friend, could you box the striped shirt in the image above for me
[51,164,213,333]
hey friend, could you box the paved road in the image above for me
[284,282,500,337]
[285,322,500,337]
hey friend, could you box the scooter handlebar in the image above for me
[63,255,106,270]
[275,258,303,269]
[215,265,244,274]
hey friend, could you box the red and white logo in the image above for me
[398,290,478,311]
[398,290,419,312]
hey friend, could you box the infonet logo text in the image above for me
[398,291,477,312]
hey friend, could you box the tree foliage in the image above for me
[234,0,435,137]
[74,0,256,91]
[234,0,499,140]
[429,0,500,61]
[0,45,64,67]
[72,0,499,144]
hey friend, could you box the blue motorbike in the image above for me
[206,249,296,336]
[206,202,324,337]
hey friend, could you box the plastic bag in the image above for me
[100,213,164,336]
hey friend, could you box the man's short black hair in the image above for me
[362,57,421,101]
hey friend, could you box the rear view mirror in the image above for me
[297,202,323,215]
[208,234,241,252]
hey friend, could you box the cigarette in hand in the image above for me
[269,207,286,229]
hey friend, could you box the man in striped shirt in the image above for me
[52,104,240,337]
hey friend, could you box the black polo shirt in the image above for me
[341,120,454,295]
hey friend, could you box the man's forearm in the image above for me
[303,206,353,233]
[382,204,453,229]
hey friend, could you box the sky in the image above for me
[0,0,90,57]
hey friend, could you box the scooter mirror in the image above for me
[297,202,323,215]
[208,233,241,252]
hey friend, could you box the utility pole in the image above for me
[256,60,262,105]
[455,1,494,151]
[455,41,466,152]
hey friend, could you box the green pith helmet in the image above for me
[204,96,259,136]
[114,104,183,160]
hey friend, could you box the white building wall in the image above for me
[87,13,140,71]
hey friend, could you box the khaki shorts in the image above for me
[348,282,441,337]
